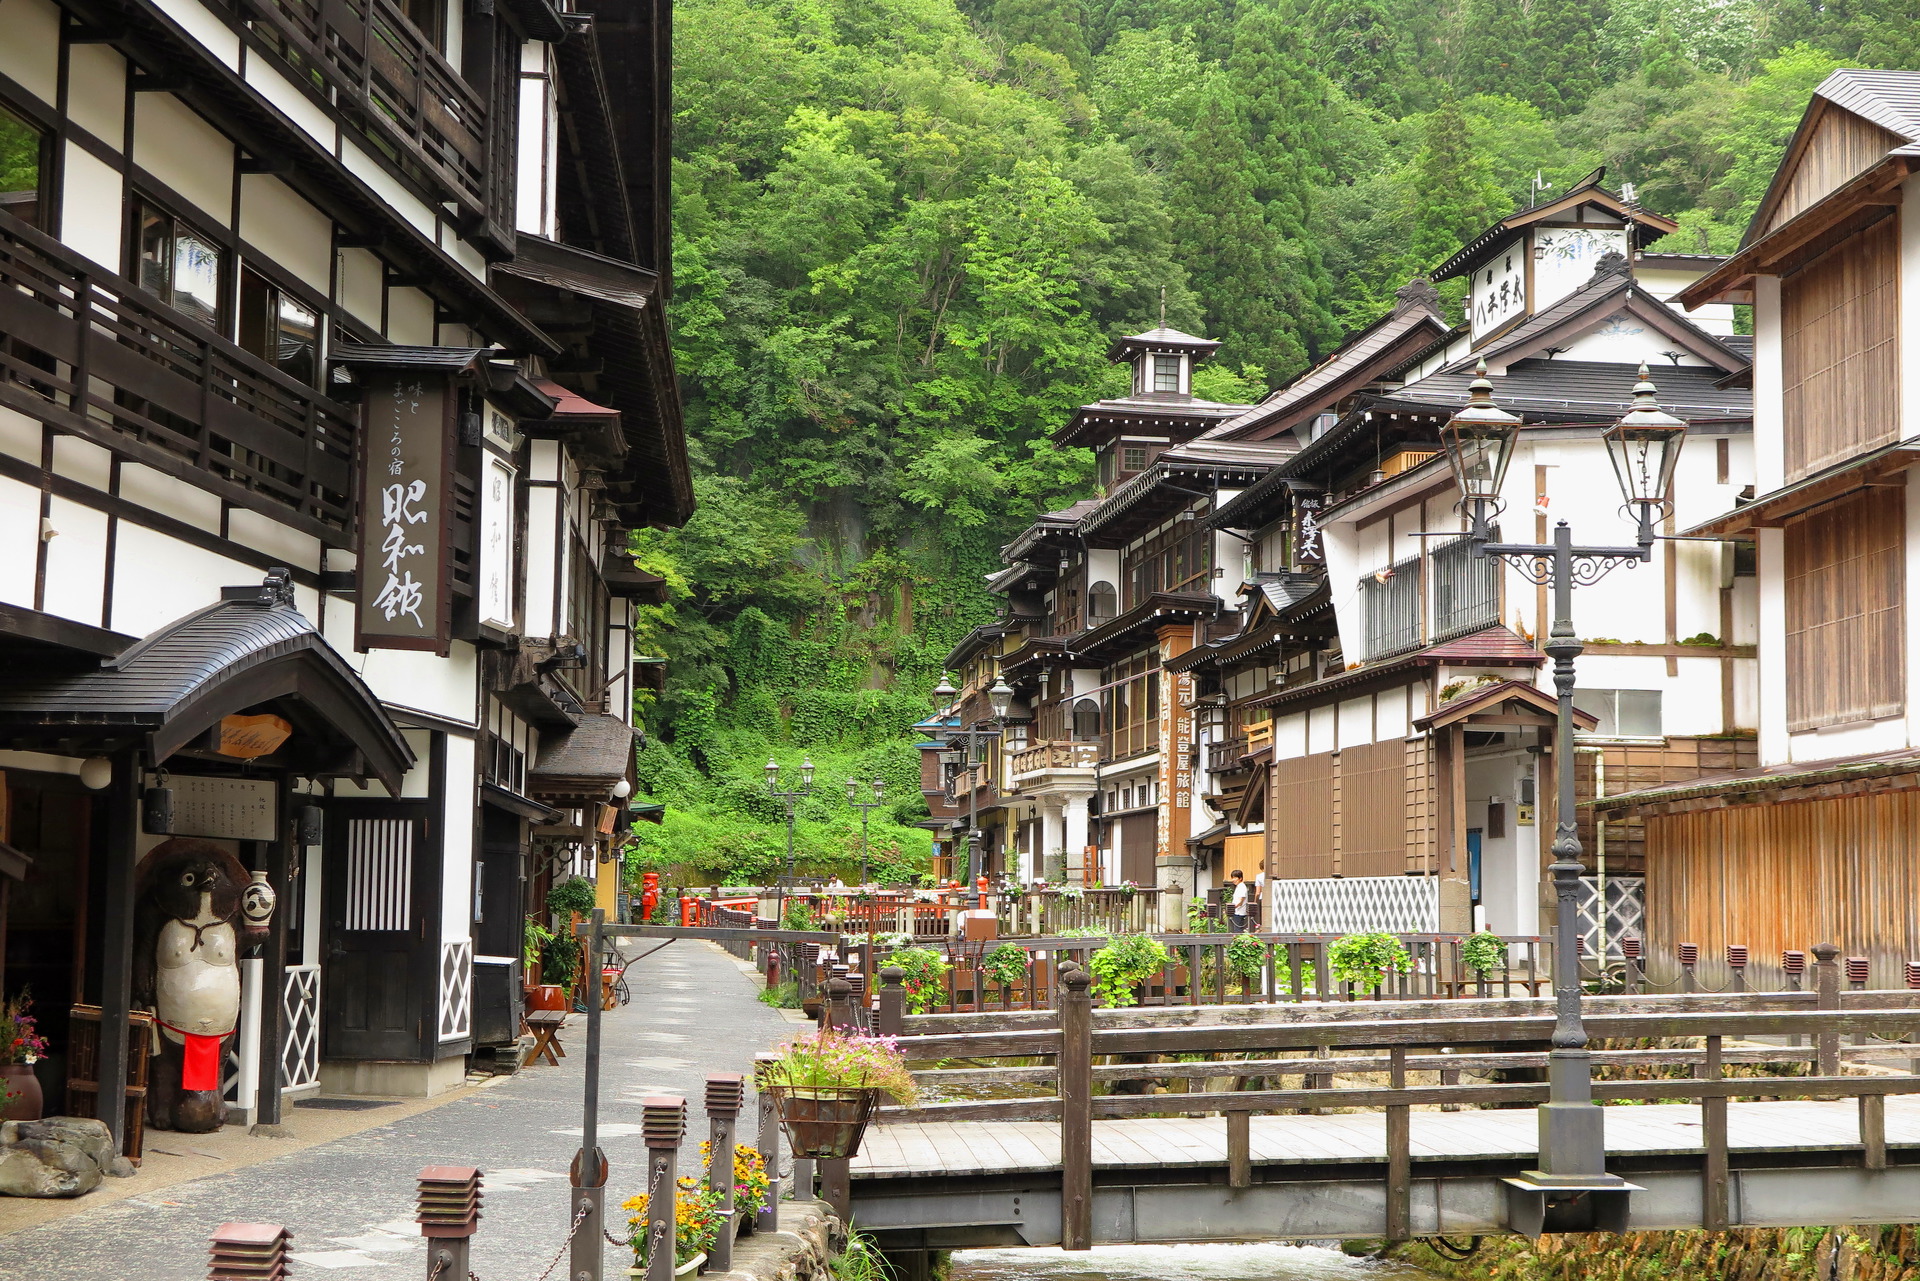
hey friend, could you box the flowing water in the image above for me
[951,1242,1435,1281]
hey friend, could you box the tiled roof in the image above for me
[1594,746,1920,814]
[1383,357,1753,419]
[530,713,639,788]
[1421,626,1546,664]
[1816,69,1920,146]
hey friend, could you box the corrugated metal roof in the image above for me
[1816,69,1920,144]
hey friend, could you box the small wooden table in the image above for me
[525,1010,567,1067]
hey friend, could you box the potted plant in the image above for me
[1086,934,1173,1009]
[886,947,950,1014]
[702,1139,770,1236]
[1226,933,1268,1001]
[0,990,48,1121]
[1329,931,1414,996]
[624,1175,726,1277]
[760,1028,917,1160]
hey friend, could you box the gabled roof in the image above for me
[1380,357,1753,421]
[530,712,639,798]
[1465,260,1748,377]
[1433,172,1680,282]
[1415,678,1597,732]
[1076,441,1292,541]
[1199,282,1450,443]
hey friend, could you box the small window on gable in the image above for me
[1152,353,1180,392]
[134,197,226,330]
[0,100,48,229]
[1121,445,1149,472]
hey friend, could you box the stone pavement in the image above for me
[0,939,803,1280]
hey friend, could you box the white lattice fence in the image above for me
[1268,876,1440,934]
[1576,876,1645,961]
[281,964,321,1091]
[439,938,473,1041]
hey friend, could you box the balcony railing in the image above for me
[1204,735,1250,773]
[242,0,498,222]
[1008,740,1100,778]
[0,210,357,538]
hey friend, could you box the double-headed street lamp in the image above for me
[930,672,1015,884]
[765,755,814,919]
[845,776,887,886]
[1439,360,1686,1232]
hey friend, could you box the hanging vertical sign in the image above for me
[1294,496,1325,566]
[1156,626,1196,866]
[357,372,455,654]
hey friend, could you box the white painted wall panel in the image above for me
[52,435,111,492]
[244,57,335,148]
[0,0,60,103]
[440,225,488,281]
[149,0,240,67]
[134,94,234,223]
[66,44,126,147]
[387,286,434,344]
[41,497,108,626]
[240,175,331,293]
[61,144,124,267]
[337,247,384,329]
[109,526,243,636]
[225,508,322,572]
[340,141,436,237]
[1307,704,1335,755]
[1274,712,1306,761]
[439,732,476,936]
[0,475,39,608]
[118,461,221,532]
[0,406,40,464]
[349,640,480,727]
[523,485,557,639]
[1337,695,1372,749]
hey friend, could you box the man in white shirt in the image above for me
[1228,869,1249,933]
[1251,868,1267,933]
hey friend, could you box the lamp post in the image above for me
[845,776,887,886]
[930,673,1014,885]
[766,756,815,922]
[1439,361,1685,1232]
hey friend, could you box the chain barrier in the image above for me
[526,1201,592,1281]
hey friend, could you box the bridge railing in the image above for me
[867,949,1920,1245]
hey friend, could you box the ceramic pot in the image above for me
[242,870,276,930]
[766,1084,878,1159]
[1,1063,44,1121]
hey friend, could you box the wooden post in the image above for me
[706,1074,744,1272]
[1385,1046,1410,1245]
[1058,967,1094,1251]
[1702,1034,1728,1230]
[819,1158,851,1221]
[417,1165,482,1281]
[98,747,141,1157]
[1861,1092,1888,1171]
[642,1096,686,1281]
[753,1054,780,1233]
[1814,942,1841,1078]
[1226,1108,1251,1189]
[877,966,906,1036]
[825,976,853,1033]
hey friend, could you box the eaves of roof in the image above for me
[1244,626,1542,713]
[1077,452,1286,540]
[1432,180,1680,282]
[1592,745,1920,815]
[1070,592,1220,663]
[1466,276,1748,376]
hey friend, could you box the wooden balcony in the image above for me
[1204,735,1250,773]
[242,0,501,227]
[0,211,357,540]
[1008,740,1100,780]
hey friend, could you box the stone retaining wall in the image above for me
[702,1199,844,1281]
[1399,1226,1920,1281]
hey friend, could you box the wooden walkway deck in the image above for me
[853,1096,1920,1180]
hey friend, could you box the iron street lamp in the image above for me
[930,673,1015,885]
[845,776,887,886]
[1439,360,1684,1233]
[766,756,815,920]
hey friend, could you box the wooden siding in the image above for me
[1782,214,1899,480]
[1404,737,1437,874]
[1647,791,1920,987]
[1272,753,1335,878]
[1784,483,1904,731]
[1575,737,1760,876]
[1764,105,1904,235]
[1339,740,1407,877]
[1118,812,1156,887]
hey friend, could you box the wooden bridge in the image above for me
[836,953,1920,1260]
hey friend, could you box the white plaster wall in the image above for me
[134,94,233,224]
[0,474,38,608]
[516,43,556,238]
[226,509,322,572]
[440,731,477,937]
[1086,548,1120,597]
[320,603,482,726]
[1320,517,1363,662]
[1637,267,1738,335]
[244,57,335,148]
[67,43,126,146]
[150,0,241,68]
[0,0,60,102]
[1467,749,1536,938]
[524,483,558,640]
[1337,696,1372,749]
[61,144,124,267]
[241,175,332,294]
[1306,705,1335,755]
[118,461,222,534]
[53,436,111,492]
[1755,526,1787,764]
[1274,711,1306,760]
[387,287,435,344]
[1555,323,1711,367]
[337,247,384,330]
[1751,278,1784,494]
[40,497,108,626]
[340,140,436,238]
[0,405,38,464]
[1534,225,1629,310]
[110,528,244,636]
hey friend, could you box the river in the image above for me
[951,1242,1434,1281]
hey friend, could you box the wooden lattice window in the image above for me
[1784,483,1904,732]
[1783,215,1898,481]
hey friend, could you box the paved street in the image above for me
[0,940,800,1280]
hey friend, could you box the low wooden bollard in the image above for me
[1058,967,1094,1251]
[753,1053,781,1232]
[1225,1108,1251,1189]
[643,1096,686,1281]
[417,1165,482,1280]
[707,1074,745,1271]
[209,1222,290,1280]
[1384,1046,1410,1245]
[877,966,906,1036]
[1814,943,1841,1075]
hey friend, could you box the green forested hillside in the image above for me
[626,0,1917,885]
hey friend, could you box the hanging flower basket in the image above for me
[765,1083,878,1159]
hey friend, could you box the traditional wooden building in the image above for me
[1606,70,1920,985]
[0,0,685,1148]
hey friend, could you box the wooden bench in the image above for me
[525,1010,567,1067]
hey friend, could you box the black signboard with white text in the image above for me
[356,371,455,654]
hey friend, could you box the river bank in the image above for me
[1399,1227,1920,1281]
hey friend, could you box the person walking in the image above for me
[1228,868,1249,933]
[1251,866,1266,933]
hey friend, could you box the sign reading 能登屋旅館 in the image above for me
[356,371,453,654]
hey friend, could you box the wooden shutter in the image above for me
[1782,214,1898,481]
[1785,483,1904,732]
[1118,813,1157,886]
[1272,751,1335,878]
[1337,740,1407,877]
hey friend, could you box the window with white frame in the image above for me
[1573,689,1663,738]
[1152,354,1180,392]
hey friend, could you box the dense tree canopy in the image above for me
[628,0,1911,884]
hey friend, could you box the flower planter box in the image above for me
[766,1084,878,1159]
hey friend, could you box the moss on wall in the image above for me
[1399,1226,1920,1281]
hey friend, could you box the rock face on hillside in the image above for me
[0,1117,131,1197]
